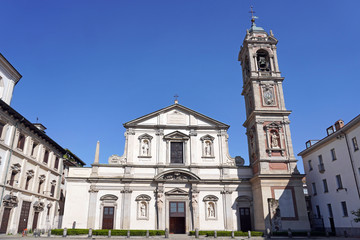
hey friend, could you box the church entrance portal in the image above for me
[102,207,114,229]
[239,207,251,231]
[169,202,185,234]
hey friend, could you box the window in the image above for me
[318,155,325,173]
[38,181,43,193]
[9,171,16,186]
[31,142,38,157]
[308,160,313,171]
[25,170,34,190]
[171,142,183,164]
[17,134,25,150]
[47,206,51,216]
[312,182,317,196]
[330,148,336,161]
[50,184,55,197]
[316,205,321,218]
[322,179,328,193]
[336,175,343,189]
[54,157,59,169]
[256,49,271,72]
[341,201,348,217]
[353,137,359,151]
[25,177,31,190]
[43,150,49,164]
[327,204,333,218]
[0,122,5,138]
[8,164,21,186]
[38,175,45,194]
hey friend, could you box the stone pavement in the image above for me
[0,234,360,240]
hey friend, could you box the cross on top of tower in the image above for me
[174,94,179,104]
[249,6,258,24]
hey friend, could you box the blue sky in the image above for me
[1,1,359,172]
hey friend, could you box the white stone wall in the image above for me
[301,120,360,233]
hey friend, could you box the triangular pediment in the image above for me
[123,104,229,129]
[165,188,189,196]
[163,131,189,140]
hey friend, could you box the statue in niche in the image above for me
[208,202,215,217]
[140,202,146,217]
[142,140,149,156]
[204,141,212,156]
[271,131,279,148]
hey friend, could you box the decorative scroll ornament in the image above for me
[3,193,18,208]
[26,170,34,178]
[161,172,192,181]
[100,194,118,201]
[38,174,46,182]
[10,163,21,173]
[203,195,219,202]
[220,190,233,195]
[108,154,126,164]
[135,194,151,202]
[120,189,133,194]
[88,185,99,193]
[33,201,45,212]
[262,84,275,106]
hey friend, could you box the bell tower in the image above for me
[238,12,310,231]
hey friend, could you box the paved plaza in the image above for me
[0,234,359,240]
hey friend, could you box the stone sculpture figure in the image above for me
[140,202,146,217]
[208,202,215,217]
[142,140,149,156]
[271,132,279,148]
[205,141,211,156]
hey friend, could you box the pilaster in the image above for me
[120,186,132,229]
[87,185,98,229]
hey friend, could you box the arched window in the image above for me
[256,50,271,72]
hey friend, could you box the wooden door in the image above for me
[102,207,114,229]
[0,208,11,233]
[32,212,39,231]
[169,202,185,234]
[239,207,251,231]
[18,201,31,233]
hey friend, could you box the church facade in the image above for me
[62,18,310,233]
